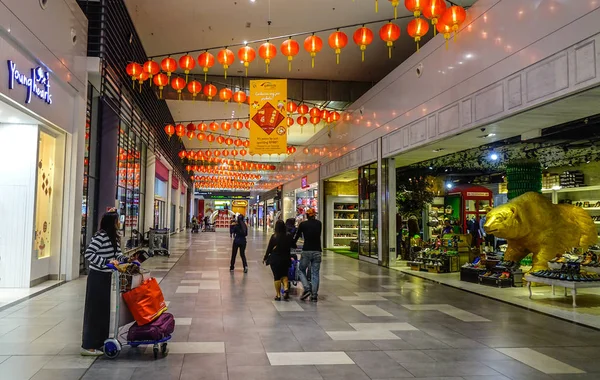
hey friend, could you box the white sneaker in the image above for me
[80,348,104,357]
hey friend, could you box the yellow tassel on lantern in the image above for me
[287,56,292,72]
[387,42,393,59]
[310,53,316,68]
[335,49,341,64]
[375,0,378,12]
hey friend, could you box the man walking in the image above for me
[294,208,322,302]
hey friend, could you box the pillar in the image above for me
[144,152,156,231]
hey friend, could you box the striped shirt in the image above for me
[85,231,128,272]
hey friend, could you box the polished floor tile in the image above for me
[349,323,419,331]
[496,348,585,374]
[272,301,304,312]
[175,286,199,294]
[402,304,491,322]
[351,305,393,317]
[267,351,354,365]
[326,330,401,341]
[145,342,225,354]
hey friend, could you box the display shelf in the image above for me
[543,185,600,194]
[525,273,600,307]
[334,227,358,230]
[334,209,358,212]
[334,236,356,239]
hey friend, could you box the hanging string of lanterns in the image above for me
[126,5,468,89]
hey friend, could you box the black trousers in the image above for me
[82,269,112,349]
[230,243,248,269]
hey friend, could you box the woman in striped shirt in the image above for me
[81,210,129,356]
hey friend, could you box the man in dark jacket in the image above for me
[293,208,322,302]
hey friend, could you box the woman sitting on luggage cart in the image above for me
[81,210,131,356]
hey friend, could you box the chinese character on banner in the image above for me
[249,79,287,155]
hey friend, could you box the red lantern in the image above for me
[287,101,297,114]
[197,132,206,142]
[187,130,195,140]
[405,0,427,18]
[407,18,430,51]
[209,122,219,132]
[231,150,238,157]
[303,34,323,68]
[286,117,294,127]
[186,122,196,133]
[309,107,321,118]
[216,136,225,144]
[214,150,221,157]
[217,48,235,78]
[198,51,215,81]
[303,147,310,154]
[331,111,341,122]
[234,139,243,147]
[206,134,215,143]
[175,124,186,138]
[126,62,143,87]
[245,121,250,130]
[310,116,321,132]
[240,149,247,156]
[280,38,300,72]
[321,109,330,119]
[289,146,297,154]
[204,84,217,101]
[328,30,348,64]
[243,140,250,147]
[171,77,186,100]
[233,91,247,107]
[258,41,277,73]
[222,149,230,157]
[219,88,233,104]
[297,104,309,115]
[179,54,195,81]
[136,71,149,91]
[143,60,160,85]
[423,0,447,34]
[441,5,467,38]
[233,121,244,131]
[379,22,401,58]
[238,46,256,76]
[198,122,208,132]
[225,137,234,145]
[153,73,168,98]
[297,115,308,132]
[221,122,231,132]
[164,124,175,138]
[160,57,177,77]
[187,80,202,101]
[353,26,374,62]
[437,21,452,49]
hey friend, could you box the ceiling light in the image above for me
[490,153,499,161]
[465,53,473,59]
[446,182,453,189]
[243,40,248,45]
[458,61,463,65]
[428,166,433,170]
[488,133,496,137]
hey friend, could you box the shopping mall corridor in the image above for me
[2,230,600,380]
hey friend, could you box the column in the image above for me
[144,152,156,232]
[96,99,119,226]
[174,176,181,233]
[167,169,172,232]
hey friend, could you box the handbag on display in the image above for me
[122,277,167,326]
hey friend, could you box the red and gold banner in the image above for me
[249,79,288,155]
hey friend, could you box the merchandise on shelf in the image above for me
[332,201,359,249]
[559,170,584,188]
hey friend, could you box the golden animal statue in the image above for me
[483,192,598,271]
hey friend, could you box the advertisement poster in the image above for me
[249,79,288,155]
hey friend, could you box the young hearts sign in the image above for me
[249,79,287,155]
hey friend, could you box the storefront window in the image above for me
[35,131,58,259]
[359,162,378,259]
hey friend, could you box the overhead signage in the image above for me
[249,79,287,155]
[301,176,309,189]
[7,60,52,105]
[232,200,248,207]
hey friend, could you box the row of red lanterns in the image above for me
[187,161,277,171]
[189,172,261,180]
[126,5,467,88]
[194,181,255,190]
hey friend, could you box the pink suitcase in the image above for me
[127,312,175,342]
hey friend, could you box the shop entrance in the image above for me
[323,170,359,260]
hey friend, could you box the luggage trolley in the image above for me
[149,228,170,257]
[103,263,171,359]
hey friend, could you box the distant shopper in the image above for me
[442,219,453,235]
[230,214,249,273]
[285,218,297,237]
[293,208,322,302]
[81,210,130,356]
[263,220,293,301]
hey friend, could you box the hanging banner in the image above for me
[249,79,288,155]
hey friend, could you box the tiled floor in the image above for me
[2,229,600,379]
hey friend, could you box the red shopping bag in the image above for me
[122,277,167,326]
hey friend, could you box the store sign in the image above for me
[249,79,287,155]
[301,176,309,189]
[466,192,489,197]
[232,200,248,207]
[7,60,52,105]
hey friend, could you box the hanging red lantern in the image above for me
[436,21,452,49]
[171,77,186,100]
[160,57,177,77]
[179,54,196,81]
[186,130,195,140]
[198,51,215,81]
[405,0,428,18]
[153,73,168,98]
[243,140,250,147]
[321,109,331,119]
[353,26,374,62]
[258,41,277,73]
[175,124,186,139]
[209,122,219,132]
[233,91,247,107]
[289,146,297,154]
[309,107,321,118]
[238,45,256,76]
[245,121,250,130]
[206,134,215,143]
[187,80,202,101]
[303,34,323,68]
[214,150,221,157]
[379,22,401,59]
[331,111,341,122]
[219,88,233,104]
[225,137,234,145]
[280,38,300,72]
[186,122,196,133]
[441,5,467,39]
[407,18,430,51]
[204,84,217,101]
[221,121,231,132]
[286,117,294,128]
[423,0,447,34]
[197,132,206,142]
[222,149,230,157]
[303,147,310,155]
[198,122,208,132]
[143,60,160,85]
[310,116,321,132]
[136,71,149,92]
[297,104,309,115]
[217,48,235,78]
[164,124,175,138]
[297,115,308,133]
[216,136,225,144]
[240,149,247,156]
[328,30,348,64]
[233,121,244,131]
[234,139,243,147]
[231,150,238,157]
[126,62,143,87]
[287,101,297,114]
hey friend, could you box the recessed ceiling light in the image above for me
[465,53,473,59]
[243,40,248,44]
